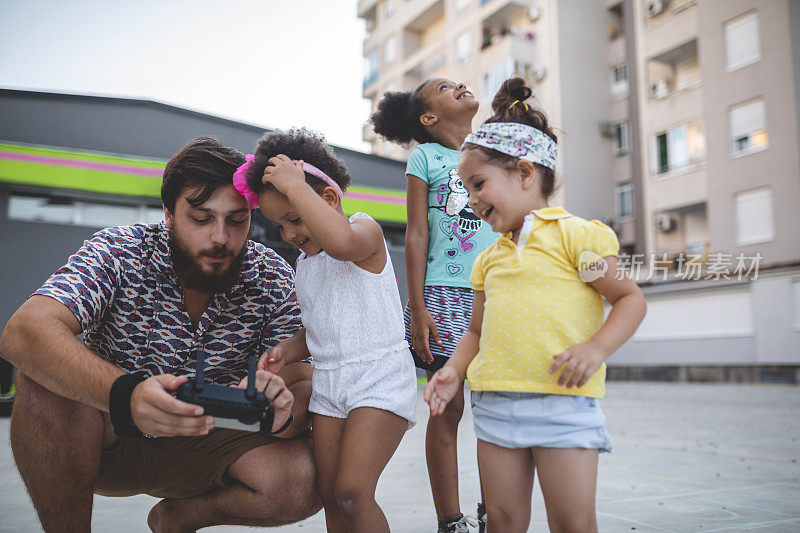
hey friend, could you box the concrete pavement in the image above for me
[1,382,799,532]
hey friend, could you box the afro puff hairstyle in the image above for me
[370,80,437,147]
[245,127,351,197]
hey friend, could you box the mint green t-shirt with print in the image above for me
[406,143,498,288]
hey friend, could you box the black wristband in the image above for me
[268,413,294,435]
[109,372,147,438]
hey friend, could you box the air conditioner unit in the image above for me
[651,80,669,100]
[531,65,547,82]
[599,121,616,137]
[528,6,542,22]
[655,214,677,232]
[646,0,669,17]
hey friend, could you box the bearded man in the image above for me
[0,138,321,532]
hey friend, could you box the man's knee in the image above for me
[236,437,321,519]
[11,372,105,447]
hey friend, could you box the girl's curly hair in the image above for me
[370,80,436,147]
[463,77,559,200]
[245,127,351,196]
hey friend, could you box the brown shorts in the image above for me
[94,429,280,499]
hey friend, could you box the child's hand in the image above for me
[263,154,306,195]
[548,341,609,389]
[424,366,459,416]
[236,370,294,433]
[410,307,442,364]
[258,344,286,375]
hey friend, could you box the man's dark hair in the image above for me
[161,137,246,213]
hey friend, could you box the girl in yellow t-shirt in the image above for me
[425,78,647,533]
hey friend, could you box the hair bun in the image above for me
[491,77,533,115]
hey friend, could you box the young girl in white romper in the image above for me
[236,128,417,533]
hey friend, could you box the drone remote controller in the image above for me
[177,350,274,435]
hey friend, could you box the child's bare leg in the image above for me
[477,439,534,533]
[334,407,407,533]
[312,414,348,533]
[533,447,599,533]
[425,370,465,518]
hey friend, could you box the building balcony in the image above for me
[358,0,379,20]
[362,121,377,143]
[644,1,698,59]
[649,166,707,212]
[646,80,703,130]
[480,0,533,31]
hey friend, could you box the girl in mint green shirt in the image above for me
[372,78,495,533]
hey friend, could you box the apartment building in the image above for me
[608,0,800,266]
[608,0,800,380]
[359,0,800,380]
[358,0,617,222]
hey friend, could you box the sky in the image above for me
[0,0,371,152]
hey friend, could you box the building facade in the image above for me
[358,0,800,381]
[0,89,410,333]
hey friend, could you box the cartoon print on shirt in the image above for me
[430,168,485,275]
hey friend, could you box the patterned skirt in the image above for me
[403,285,474,372]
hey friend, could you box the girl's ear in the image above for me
[420,113,438,127]
[517,160,538,190]
[321,186,341,208]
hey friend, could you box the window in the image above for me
[651,121,705,175]
[725,12,760,71]
[456,31,472,64]
[78,201,137,227]
[383,36,396,64]
[610,63,628,99]
[363,48,379,88]
[614,122,631,156]
[482,59,513,100]
[615,182,634,220]
[729,99,768,156]
[8,194,162,228]
[8,195,73,224]
[734,187,774,246]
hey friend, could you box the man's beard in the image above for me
[168,226,250,294]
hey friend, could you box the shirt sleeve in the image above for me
[258,251,303,354]
[405,146,430,183]
[562,218,620,272]
[34,229,124,331]
[469,249,488,291]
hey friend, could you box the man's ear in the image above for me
[517,160,538,190]
[420,113,438,127]
[163,204,174,229]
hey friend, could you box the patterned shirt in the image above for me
[405,143,497,288]
[35,223,301,385]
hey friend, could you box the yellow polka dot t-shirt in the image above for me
[468,207,619,398]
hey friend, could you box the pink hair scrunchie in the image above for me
[232,154,259,209]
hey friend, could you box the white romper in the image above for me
[295,212,417,427]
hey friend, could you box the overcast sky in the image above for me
[0,0,371,152]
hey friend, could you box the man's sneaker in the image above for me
[437,513,479,533]
[477,502,487,533]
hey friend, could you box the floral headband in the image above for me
[232,155,343,209]
[462,122,557,170]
